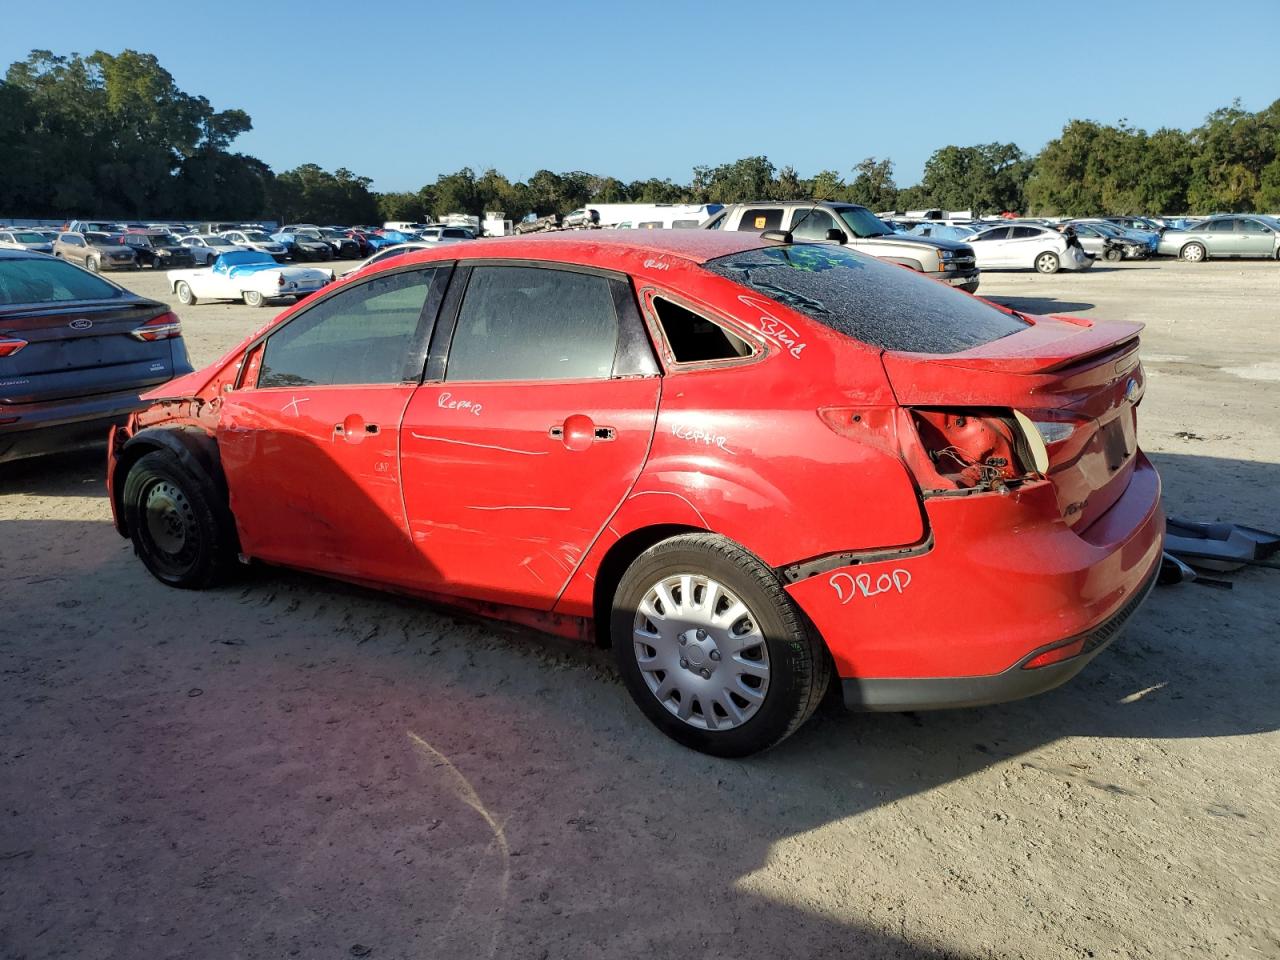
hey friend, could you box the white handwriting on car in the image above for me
[438,391,482,416]
[829,569,912,605]
[643,258,670,271]
[282,396,310,417]
[671,422,735,455]
[737,295,806,359]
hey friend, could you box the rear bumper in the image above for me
[841,568,1158,710]
[785,452,1164,708]
[0,382,188,464]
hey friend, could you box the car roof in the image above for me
[389,230,770,267]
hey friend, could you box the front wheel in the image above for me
[1034,251,1060,274]
[612,533,831,757]
[1181,242,1206,263]
[85,256,100,273]
[1104,247,1123,262]
[175,281,196,305]
[243,290,266,307]
[122,449,237,589]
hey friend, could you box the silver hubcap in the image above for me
[1186,245,1203,261]
[1037,254,1055,272]
[632,574,770,731]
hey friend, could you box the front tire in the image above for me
[122,449,237,589]
[611,533,830,757]
[175,281,196,305]
[1181,242,1206,263]
[1104,247,1123,262]
[1034,251,1060,274]
[85,256,100,273]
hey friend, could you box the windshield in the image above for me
[207,236,234,247]
[1088,222,1123,238]
[835,206,893,239]
[243,231,272,242]
[705,244,1027,355]
[296,231,323,240]
[0,255,127,305]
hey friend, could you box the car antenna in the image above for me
[762,193,829,245]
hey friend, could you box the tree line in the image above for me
[2,49,1277,225]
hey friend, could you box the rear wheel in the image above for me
[243,290,266,308]
[175,281,196,305]
[612,533,830,757]
[1034,251,1060,274]
[122,449,236,589]
[1181,242,1206,263]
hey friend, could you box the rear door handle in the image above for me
[550,415,615,451]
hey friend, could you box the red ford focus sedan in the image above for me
[106,232,1163,756]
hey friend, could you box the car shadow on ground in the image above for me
[982,296,1096,315]
[0,446,106,497]
[2,452,1277,957]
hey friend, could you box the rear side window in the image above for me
[446,266,618,382]
[0,256,126,305]
[1010,226,1042,239]
[651,297,753,363]
[737,208,783,232]
[705,244,1027,355]
[259,268,437,387]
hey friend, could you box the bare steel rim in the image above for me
[632,573,771,731]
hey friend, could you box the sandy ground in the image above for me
[1,258,1278,960]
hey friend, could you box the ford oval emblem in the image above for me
[1124,378,1139,402]
[69,318,93,330]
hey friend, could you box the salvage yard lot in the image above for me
[2,260,1277,958]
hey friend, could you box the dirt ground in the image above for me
[2,258,1278,960]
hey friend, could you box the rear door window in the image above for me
[446,266,619,382]
[705,244,1027,355]
[737,208,783,232]
[1009,226,1042,239]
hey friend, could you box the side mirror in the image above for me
[826,228,849,244]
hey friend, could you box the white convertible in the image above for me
[167,250,334,307]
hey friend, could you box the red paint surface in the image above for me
[109,232,1165,684]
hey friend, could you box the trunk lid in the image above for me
[882,312,1145,530]
[0,298,177,405]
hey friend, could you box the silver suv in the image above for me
[706,201,979,293]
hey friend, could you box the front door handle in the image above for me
[551,414,613,451]
[334,415,379,443]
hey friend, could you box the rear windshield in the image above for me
[0,256,127,305]
[704,244,1027,355]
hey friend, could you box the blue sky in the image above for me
[4,0,1277,191]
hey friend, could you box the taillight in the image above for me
[277,273,286,287]
[910,409,1028,490]
[0,336,28,357]
[130,311,182,341]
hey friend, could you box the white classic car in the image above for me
[167,250,334,307]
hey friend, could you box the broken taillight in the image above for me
[0,336,28,357]
[909,409,1029,490]
[130,312,182,342]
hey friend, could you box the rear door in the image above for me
[399,263,660,609]
[0,257,178,405]
[217,264,448,583]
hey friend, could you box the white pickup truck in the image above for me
[167,250,334,307]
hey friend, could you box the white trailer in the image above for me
[586,203,723,229]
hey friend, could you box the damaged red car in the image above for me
[107,232,1164,756]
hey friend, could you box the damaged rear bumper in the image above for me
[784,452,1165,711]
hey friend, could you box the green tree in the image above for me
[847,156,898,211]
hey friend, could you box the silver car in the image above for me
[0,229,54,254]
[1064,220,1150,261]
[1157,215,1280,261]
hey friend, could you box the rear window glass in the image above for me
[0,256,126,305]
[704,244,1027,355]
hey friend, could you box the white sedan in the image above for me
[167,250,334,307]
[966,223,1093,274]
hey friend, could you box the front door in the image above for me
[1236,218,1275,257]
[217,264,448,585]
[400,263,660,609]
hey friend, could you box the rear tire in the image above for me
[1034,251,1060,274]
[611,533,831,757]
[175,281,196,305]
[122,449,237,589]
[243,290,265,307]
[1181,242,1206,263]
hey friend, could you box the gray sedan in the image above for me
[0,230,55,254]
[1157,215,1280,261]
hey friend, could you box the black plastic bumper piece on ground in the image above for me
[842,570,1159,712]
